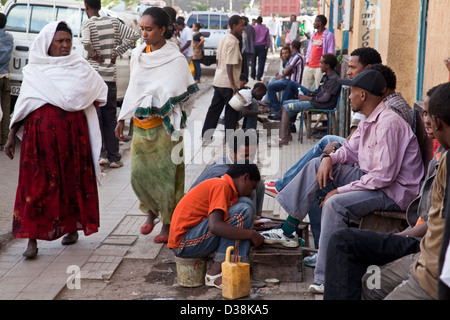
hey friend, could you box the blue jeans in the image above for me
[281,81,312,102]
[193,59,201,81]
[283,99,314,117]
[173,197,256,263]
[277,158,401,284]
[266,78,292,112]
[238,100,258,130]
[274,135,346,191]
[275,135,345,248]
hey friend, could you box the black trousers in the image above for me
[324,228,421,300]
[201,86,239,139]
[251,45,267,80]
[96,81,121,162]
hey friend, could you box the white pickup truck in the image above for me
[185,11,232,66]
[2,0,140,107]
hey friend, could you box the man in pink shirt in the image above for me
[260,69,424,293]
[251,16,270,81]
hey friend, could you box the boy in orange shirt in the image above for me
[168,163,264,289]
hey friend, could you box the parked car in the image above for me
[185,11,232,66]
[2,0,138,107]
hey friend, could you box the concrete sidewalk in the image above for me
[0,52,322,300]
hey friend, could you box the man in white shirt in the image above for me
[267,14,280,54]
[176,19,193,64]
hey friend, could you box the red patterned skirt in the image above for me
[12,104,99,240]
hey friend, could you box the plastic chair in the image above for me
[298,96,341,143]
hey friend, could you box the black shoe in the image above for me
[290,122,297,133]
[268,112,281,121]
[257,78,262,81]
[62,232,79,245]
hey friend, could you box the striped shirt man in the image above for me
[81,16,139,82]
[286,52,304,84]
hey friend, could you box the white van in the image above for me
[2,0,137,105]
[185,11,232,66]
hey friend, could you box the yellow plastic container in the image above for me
[221,246,251,300]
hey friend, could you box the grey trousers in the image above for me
[276,157,400,284]
[362,252,434,300]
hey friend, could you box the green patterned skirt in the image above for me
[130,124,185,224]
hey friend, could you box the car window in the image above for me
[56,7,85,37]
[6,4,85,36]
[220,15,228,29]
[5,4,28,32]
[186,14,197,28]
[197,14,209,29]
[29,6,54,33]
[209,15,220,30]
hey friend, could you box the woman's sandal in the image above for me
[23,247,38,259]
[140,217,160,235]
[153,234,168,244]
[205,273,222,289]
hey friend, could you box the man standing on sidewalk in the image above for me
[267,14,280,54]
[201,15,245,142]
[302,15,335,91]
[251,16,270,81]
[82,0,139,168]
[0,13,14,150]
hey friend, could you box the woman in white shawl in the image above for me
[115,7,198,243]
[4,21,108,258]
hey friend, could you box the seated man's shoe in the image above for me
[264,180,278,197]
[304,253,318,268]
[259,228,299,248]
[308,282,324,294]
[290,122,297,133]
[268,112,281,121]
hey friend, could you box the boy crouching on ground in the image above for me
[168,164,265,289]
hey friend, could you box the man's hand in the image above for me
[320,189,339,208]
[115,120,125,142]
[89,54,105,63]
[316,156,333,189]
[445,57,450,72]
[111,52,117,64]
[323,141,339,154]
[298,94,312,101]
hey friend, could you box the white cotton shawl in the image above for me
[118,41,198,141]
[10,21,108,179]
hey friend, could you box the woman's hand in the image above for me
[4,133,16,160]
[115,120,125,142]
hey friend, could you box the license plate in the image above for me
[11,85,21,96]
[204,49,216,56]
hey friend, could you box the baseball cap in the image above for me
[338,69,387,96]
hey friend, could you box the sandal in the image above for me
[62,232,79,245]
[23,247,38,259]
[140,217,160,235]
[153,234,168,244]
[205,272,222,289]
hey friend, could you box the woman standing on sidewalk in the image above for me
[192,22,205,83]
[4,21,108,258]
[115,7,198,243]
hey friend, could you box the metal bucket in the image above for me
[175,256,207,287]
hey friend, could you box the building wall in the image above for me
[422,0,450,96]
[330,0,448,106]
[380,0,421,106]
[260,0,301,17]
